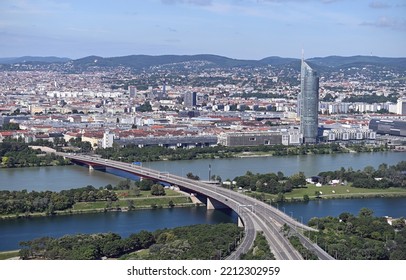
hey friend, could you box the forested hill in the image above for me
[1,54,405,72]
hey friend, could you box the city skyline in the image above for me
[1,0,405,59]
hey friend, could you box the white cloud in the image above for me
[161,0,213,6]
[361,16,406,31]
[369,1,391,9]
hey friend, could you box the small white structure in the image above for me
[102,131,114,148]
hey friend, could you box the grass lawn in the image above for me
[247,184,406,202]
[115,188,181,198]
[0,250,19,260]
[73,196,192,210]
[120,249,150,259]
[287,184,406,199]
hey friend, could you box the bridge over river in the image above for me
[59,152,334,260]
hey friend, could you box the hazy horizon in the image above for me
[1,53,406,61]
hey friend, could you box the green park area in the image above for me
[0,250,20,260]
[248,184,406,203]
[286,184,406,200]
[0,184,194,219]
[72,189,193,211]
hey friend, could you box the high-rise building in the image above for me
[299,60,319,143]
[128,86,137,96]
[184,91,197,108]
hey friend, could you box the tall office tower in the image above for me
[184,91,197,108]
[129,85,137,96]
[299,60,319,143]
[162,81,167,98]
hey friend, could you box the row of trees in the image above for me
[233,171,306,194]
[111,179,166,196]
[94,143,356,163]
[307,208,406,260]
[3,136,93,154]
[231,161,406,200]
[19,223,243,260]
[19,231,154,260]
[0,185,117,215]
[317,161,406,189]
[0,142,69,168]
[0,123,20,131]
[240,232,275,260]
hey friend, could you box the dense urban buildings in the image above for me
[0,55,405,149]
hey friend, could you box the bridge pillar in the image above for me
[238,217,244,228]
[89,165,106,171]
[190,194,204,205]
[206,197,228,210]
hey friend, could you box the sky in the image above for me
[0,0,405,59]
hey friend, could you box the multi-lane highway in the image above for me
[60,152,334,260]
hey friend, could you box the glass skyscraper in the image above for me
[299,60,319,143]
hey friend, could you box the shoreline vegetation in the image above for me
[0,180,196,220]
[230,161,406,204]
[11,223,243,260]
[0,140,395,169]
[1,161,406,220]
[95,142,392,162]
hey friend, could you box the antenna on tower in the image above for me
[301,48,305,62]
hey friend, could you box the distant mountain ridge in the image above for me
[0,54,405,71]
[308,55,406,69]
[0,56,71,64]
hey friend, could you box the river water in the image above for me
[1,151,405,191]
[0,208,237,251]
[0,151,405,251]
[145,151,406,180]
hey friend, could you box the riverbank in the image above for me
[0,250,19,260]
[247,184,406,203]
[0,202,200,220]
[0,189,197,220]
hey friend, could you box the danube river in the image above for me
[0,207,237,251]
[0,151,405,251]
[1,151,405,191]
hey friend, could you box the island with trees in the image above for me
[18,223,243,260]
[0,179,193,219]
[300,208,406,260]
[229,161,406,202]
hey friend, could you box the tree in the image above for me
[117,179,131,190]
[151,184,165,196]
[139,179,154,191]
[127,200,135,210]
[359,208,374,218]
[275,192,285,203]
[186,172,200,180]
[102,240,123,258]
[339,212,352,223]
[392,218,405,230]
[130,186,141,197]
[303,194,310,202]
[137,230,155,248]
[289,172,307,188]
